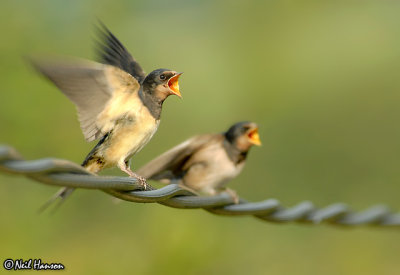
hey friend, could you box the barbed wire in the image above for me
[1,145,399,227]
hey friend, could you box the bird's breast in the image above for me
[207,151,243,187]
[184,143,245,191]
[104,106,160,165]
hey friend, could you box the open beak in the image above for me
[168,72,183,98]
[247,127,262,146]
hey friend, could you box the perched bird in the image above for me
[31,23,183,209]
[137,121,261,203]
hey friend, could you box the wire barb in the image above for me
[1,145,399,228]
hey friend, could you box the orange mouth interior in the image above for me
[247,128,261,146]
[168,73,182,97]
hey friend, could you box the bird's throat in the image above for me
[223,139,248,165]
[139,88,163,120]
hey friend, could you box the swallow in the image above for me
[137,121,261,203]
[31,23,183,209]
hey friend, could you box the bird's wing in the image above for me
[95,23,146,83]
[137,134,219,181]
[31,58,141,141]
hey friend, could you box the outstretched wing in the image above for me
[30,57,141,142]
[95,22,146,83]
[137,134,219,182]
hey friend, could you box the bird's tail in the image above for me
[81,133,109,172]
[38,160,103,214]
[38,161,102,214]
[38,137,107,214]
[39,134,109,213]
[38,187,75,214]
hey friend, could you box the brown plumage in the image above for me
[137,121,261,203]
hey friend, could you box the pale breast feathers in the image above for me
[183,142,243,189]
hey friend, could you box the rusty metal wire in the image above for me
[1,145,399,227]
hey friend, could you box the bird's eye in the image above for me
[160,74,166,80]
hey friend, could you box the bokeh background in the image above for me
[1,0,400,274]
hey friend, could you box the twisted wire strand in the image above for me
[1,145,399,227]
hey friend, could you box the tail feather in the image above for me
[81,132,109,168]
[38,187,75,214]
[38,134,109,213]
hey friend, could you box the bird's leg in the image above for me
[222,187,239,204]
[118,160,147,189]
[126,168,147,190]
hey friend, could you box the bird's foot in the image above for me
[119,163,148,190]
[136,175,147,190]
[128,172,147,190]
[137,175,147,190]
[224,188,239,204]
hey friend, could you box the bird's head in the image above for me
[142,69,183,101]
[225,121,261,152]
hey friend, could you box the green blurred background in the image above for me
[1,0,400,274]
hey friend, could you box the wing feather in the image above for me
[30,57,141,141]
[137,134,219,181]
[95,23,146,83]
